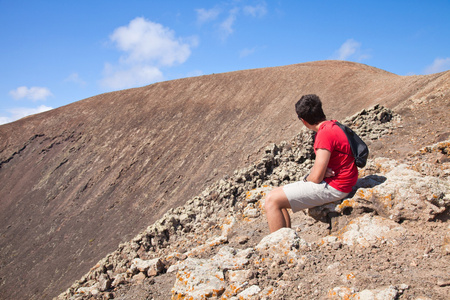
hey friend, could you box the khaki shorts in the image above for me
[283,181,349,213]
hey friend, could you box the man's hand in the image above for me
[325,168,335,178]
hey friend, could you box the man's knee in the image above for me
[265,190,281,211]
[265,187,292,212]
[264,192,274,211]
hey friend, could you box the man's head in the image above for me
[295,94,326,125]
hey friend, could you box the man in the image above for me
[264,94,358,233]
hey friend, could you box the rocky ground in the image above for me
[56,101,450,300]
[3,61,449,300]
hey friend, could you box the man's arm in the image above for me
[306,148,332,183]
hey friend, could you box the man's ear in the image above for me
[300,118,313,129]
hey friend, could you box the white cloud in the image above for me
[196,8,220,24]
[243,3,267,17]
[331,39,371,62]
[102,17,196,90]
[198,2,268,41]
[0,116,11,125]
[101,63,164,90]
[110,17,194,66]
[9,86,53,101]
[65,73,86,86]
[424,57,450,74]
[220,8,239,39]
[240,47,256,58]
[336,39,361,60]
[0,105,53,125]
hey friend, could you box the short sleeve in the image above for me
[314,126,334,152]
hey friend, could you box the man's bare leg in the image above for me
[265,187,292,233]
[281,208,291,228]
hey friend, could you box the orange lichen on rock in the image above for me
[355,188,374,201]
[265,287,274,295]
[327,286,356,299]
[419,141,450,155]
[336,198,357,211]
[379,193,393,209]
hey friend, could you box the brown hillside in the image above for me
[0,60,448,299]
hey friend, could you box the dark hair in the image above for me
[295,94,326,125]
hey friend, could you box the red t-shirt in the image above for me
[314,120,358,193]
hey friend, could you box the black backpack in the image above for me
[335,121,369,168]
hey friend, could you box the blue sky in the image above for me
[1,0,449,125]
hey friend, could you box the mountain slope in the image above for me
[59,105,450,299]
[0,60,448,299]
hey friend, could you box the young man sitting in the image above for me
[264,94,358,233]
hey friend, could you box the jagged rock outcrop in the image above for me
[56,105,450,299]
